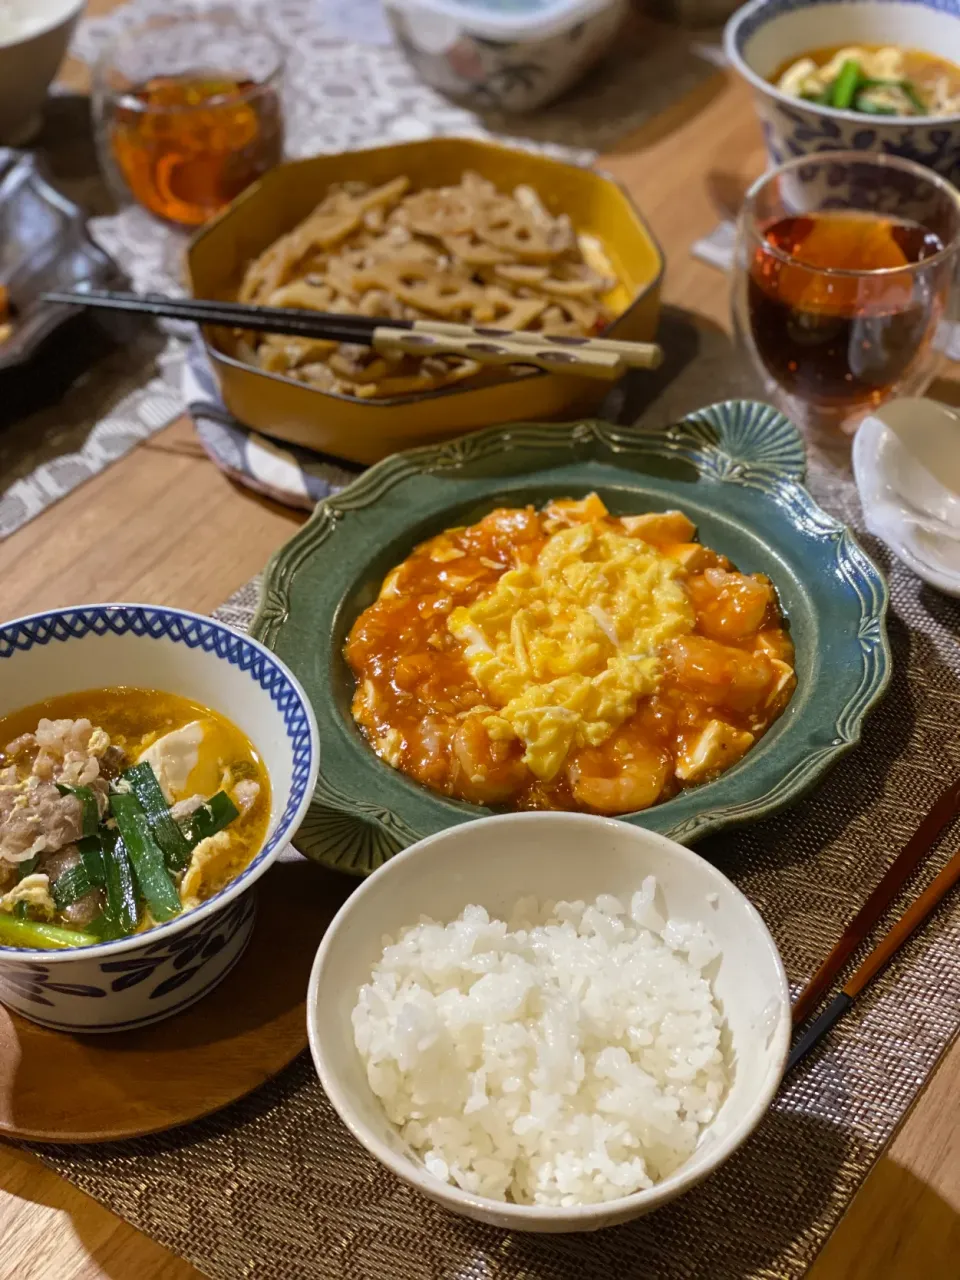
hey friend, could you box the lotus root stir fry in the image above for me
[345,495,797,815]
[234,172,617,398]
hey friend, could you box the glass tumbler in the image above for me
[732,152,960,437]
[92,12,285,228]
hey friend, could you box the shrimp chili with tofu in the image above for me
[345,495,796,816]
[0,688,270,950]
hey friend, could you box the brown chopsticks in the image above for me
[792,775,960,1027]
[789,838,960,1070]
[40,289,664,381]
[788,775,960,1070]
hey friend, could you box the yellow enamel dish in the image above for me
[185,138,664,465]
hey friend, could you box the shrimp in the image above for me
[567,733,670,815]
[685,569,774,641]
[665,635,775,712]
[452,715,529,804]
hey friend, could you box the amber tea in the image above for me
[108,71,283,227]
[747,210,946,411]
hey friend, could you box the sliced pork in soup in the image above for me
[0,688,270,950]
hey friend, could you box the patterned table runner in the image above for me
[31,320,960,1280]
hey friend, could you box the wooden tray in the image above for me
[0,859,353,1144]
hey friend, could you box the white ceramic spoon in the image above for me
[852,397,960,597]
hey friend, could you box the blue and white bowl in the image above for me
[0,604,319,1033]
[725,0,960,180]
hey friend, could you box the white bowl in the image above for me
[384,0,628,113]
[725,0,960,179]
[0,603,319,1032]
[307,812,790,1232]
[0,0,86,145]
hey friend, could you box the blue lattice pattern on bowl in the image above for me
[725,0,960,179]
[0,604,319,1031]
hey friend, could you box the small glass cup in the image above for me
[92,12,285,228]
[732,152,960,437]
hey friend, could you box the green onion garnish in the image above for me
[831,59,862,110]
[110,793,181,922]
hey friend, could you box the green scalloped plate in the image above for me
[252,401,891,875]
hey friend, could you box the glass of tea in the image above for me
[733,152,960,437]
[92,13,285,228]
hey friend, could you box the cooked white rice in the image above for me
[351,879,729,1207]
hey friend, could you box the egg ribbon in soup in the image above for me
[0,688,270,949]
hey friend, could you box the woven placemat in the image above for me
[31,325,960,1279]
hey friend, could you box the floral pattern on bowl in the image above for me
[725,0,960,180]
[386,0,627,111]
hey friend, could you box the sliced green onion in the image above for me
[123,762,192,872]
[52,863,94,910]
[55,783,100,837]
[101,827,139,936]
[77,834,106,888]
[0,914,99,950]
[110,793,181,922]
[831,59,861,110]
[181,791,240,849]
[85,911,125,942]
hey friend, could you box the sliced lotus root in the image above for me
[442,233,514,266]
[238,232,298,303]
[513,183,554,228]
[399,186,477,238]
[541,294,606,333]
[266,279,337,310]
[461,170,499,201]
[288,207,362,258]
[474,203,567,263]
[353,261,482,317]
[492,263,550,285]
[478,288,548,331]
[356,176,410,211]
[293,360,339,391]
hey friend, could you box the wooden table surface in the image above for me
[1,6,959,1278]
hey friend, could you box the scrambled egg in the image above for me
[0,872,55,919]
[180,831,235,910]
[447,520,695,781]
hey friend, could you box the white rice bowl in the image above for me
[307,812,790,1233]
[352,882,728,1207]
